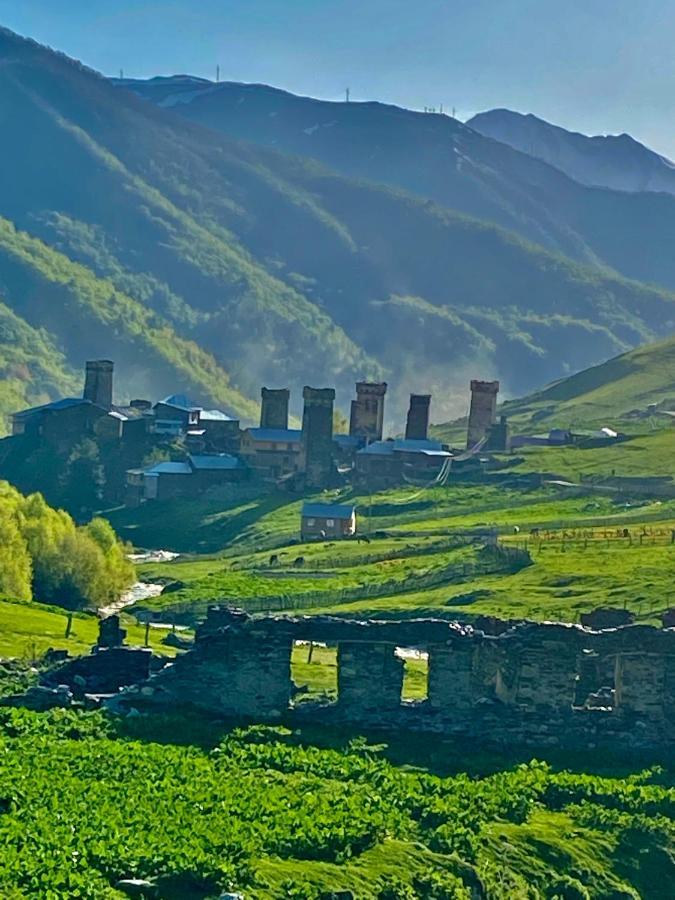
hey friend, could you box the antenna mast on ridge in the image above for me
[216,64,220,83]
[345,87,350,102]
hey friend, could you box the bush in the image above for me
[0,483,133,609]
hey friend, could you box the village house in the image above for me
[355,438,452,487]
[152,395,202,436]
[301,501,356,540]
[125,453,247,505]
[239,427,304,479]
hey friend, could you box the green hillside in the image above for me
[0,28,673,427]
[501,332,675,429]
[121,76,675,294]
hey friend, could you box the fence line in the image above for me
[157,545,531,622]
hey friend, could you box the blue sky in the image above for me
[2,0,674,156]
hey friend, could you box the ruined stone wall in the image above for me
[151,608,675,751]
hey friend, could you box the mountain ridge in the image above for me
[0,28,672,429]
[468,108,675,196]
[117,75,675,293]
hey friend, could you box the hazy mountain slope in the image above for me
[118,77,675,292]
[0,297,79,429]
[0,28,375,413]
[501,333,675,427]
[0,218,259,421]
[469,109,675,196]
[0,30,673,426]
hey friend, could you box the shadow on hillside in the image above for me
[109,704,673,780]
[106,489,295,554]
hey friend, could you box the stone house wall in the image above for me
[151,608,675,751]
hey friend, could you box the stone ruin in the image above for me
[148,606,675,751]
[1,615,155,711]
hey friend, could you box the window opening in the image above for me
[291,639,337,706]
[398,646,428,702]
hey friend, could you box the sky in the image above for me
[1,0,675,156]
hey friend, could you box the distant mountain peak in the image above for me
[468,108,675,194]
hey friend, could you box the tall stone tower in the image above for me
[83,360,114,410]
[466,380,499,449]
[260,387,290,430]
[405,394,431,441]
[349,381,387,442]
[302,386,335,487]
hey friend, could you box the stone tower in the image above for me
[83,360,114,410]
[466,380,499,449]
[260,387,290,430]
[349,382,387,442]
[302,386,335,487]
[405,394,431,441]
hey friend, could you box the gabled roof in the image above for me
[144,461,192,475]
[302,502,355,519]
[393,438,444,452]
[200,408,236,422]
[188,454,243,470]
[357,437,449,457]
[13,397,99,420]
[357,440,395,456]
[246,427,302,443]
[156,394,201,412]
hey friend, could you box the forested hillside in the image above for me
[120,76,675,292]
[0,28,674,430]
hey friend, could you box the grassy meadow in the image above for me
[126,477,675,626]
[0,598,178,660]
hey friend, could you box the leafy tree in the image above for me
[0,482,134,610]
[61,438,105,518]
[0,511,31,599]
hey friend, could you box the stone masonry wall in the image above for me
[150,608,675,751]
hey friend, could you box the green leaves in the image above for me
[0,481,133,610]
[0,712,673,896]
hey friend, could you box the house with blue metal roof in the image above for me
[301,501,356,540]
[126,453,248,505]
[11,396,110,447]
[355,437,452,486]
[240,426,303,480]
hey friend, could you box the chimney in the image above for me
[405,394,431,440]
[260,387,290,430]
[83,360,114,410]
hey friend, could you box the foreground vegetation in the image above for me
[2,707,675,898]
[0,482,133,610]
